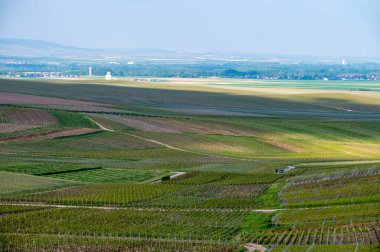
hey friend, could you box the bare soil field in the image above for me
[0,129,62,143]
[265,140,305,153]
[347,145,380,154]
[45,128,102,139]
[244,243,267,252]
[44,104,126,113]
[0,92,123,113]
[0,123,40,133]
[3,108,57,125]
[0,92,100,106]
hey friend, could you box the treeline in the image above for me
[1,61,380,79]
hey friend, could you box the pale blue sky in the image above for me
[0,0,379,56]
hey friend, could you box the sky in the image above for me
[0,0,379,57]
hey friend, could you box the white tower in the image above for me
[88,67,92,76]
[342,59,348,65]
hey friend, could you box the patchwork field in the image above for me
[0,78,379,251]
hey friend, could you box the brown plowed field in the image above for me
[45,128,102,139]
[0,92,124,113]
[0,123,40,133]
[265,140,305,153]
[0,92,99,106]
[0,129,62,143]
[4,108,57,125]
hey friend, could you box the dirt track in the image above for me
[0,202,282,213]
[86,116,254,162]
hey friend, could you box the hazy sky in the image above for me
[0,0,379,56]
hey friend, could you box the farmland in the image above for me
[0,77,380,251]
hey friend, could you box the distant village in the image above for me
[0,59,379,81]
[1,71,378,81]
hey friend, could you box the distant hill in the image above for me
[0,38,280,63]
[1,38,378,64]
[0,39,93,58]
[0,38,201,60]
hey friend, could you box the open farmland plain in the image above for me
[0,78,380,251]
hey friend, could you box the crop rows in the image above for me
[0,184,179,206]
[49,148,221,163]
[281,173,380,207]
[145,194,262,209]
[178,184,268,199]
[165,170,282,185]
[51,111,98,128]
[0,183,270,210]
[274,204,380,228]
[271,244,380,252]
[0,207,247,241]
[0,108,99,143]
[2,108,57,126]
[45,167,165,183]
[0,168,286,209]
[0,233,242,252]
[0,162,98,176]
[239,223,380,245]
[290,169,380,186]
[143,182,270,209]
[0,109,9,123]
[0,204,48,215]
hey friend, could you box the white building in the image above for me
[88,67,92,76]
[105,72,112,80]
[127,60,134,65]
[342,59,348,65]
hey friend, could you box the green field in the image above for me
[0,77,379,251]
[0,171,76,194]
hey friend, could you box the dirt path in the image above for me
[244,243,267,252]
[124,132,187,152]
[86,116,115,132]
[86,116,253,161]
[3,201,350,213]
[0,202,281,213]
[124,132,253,161]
